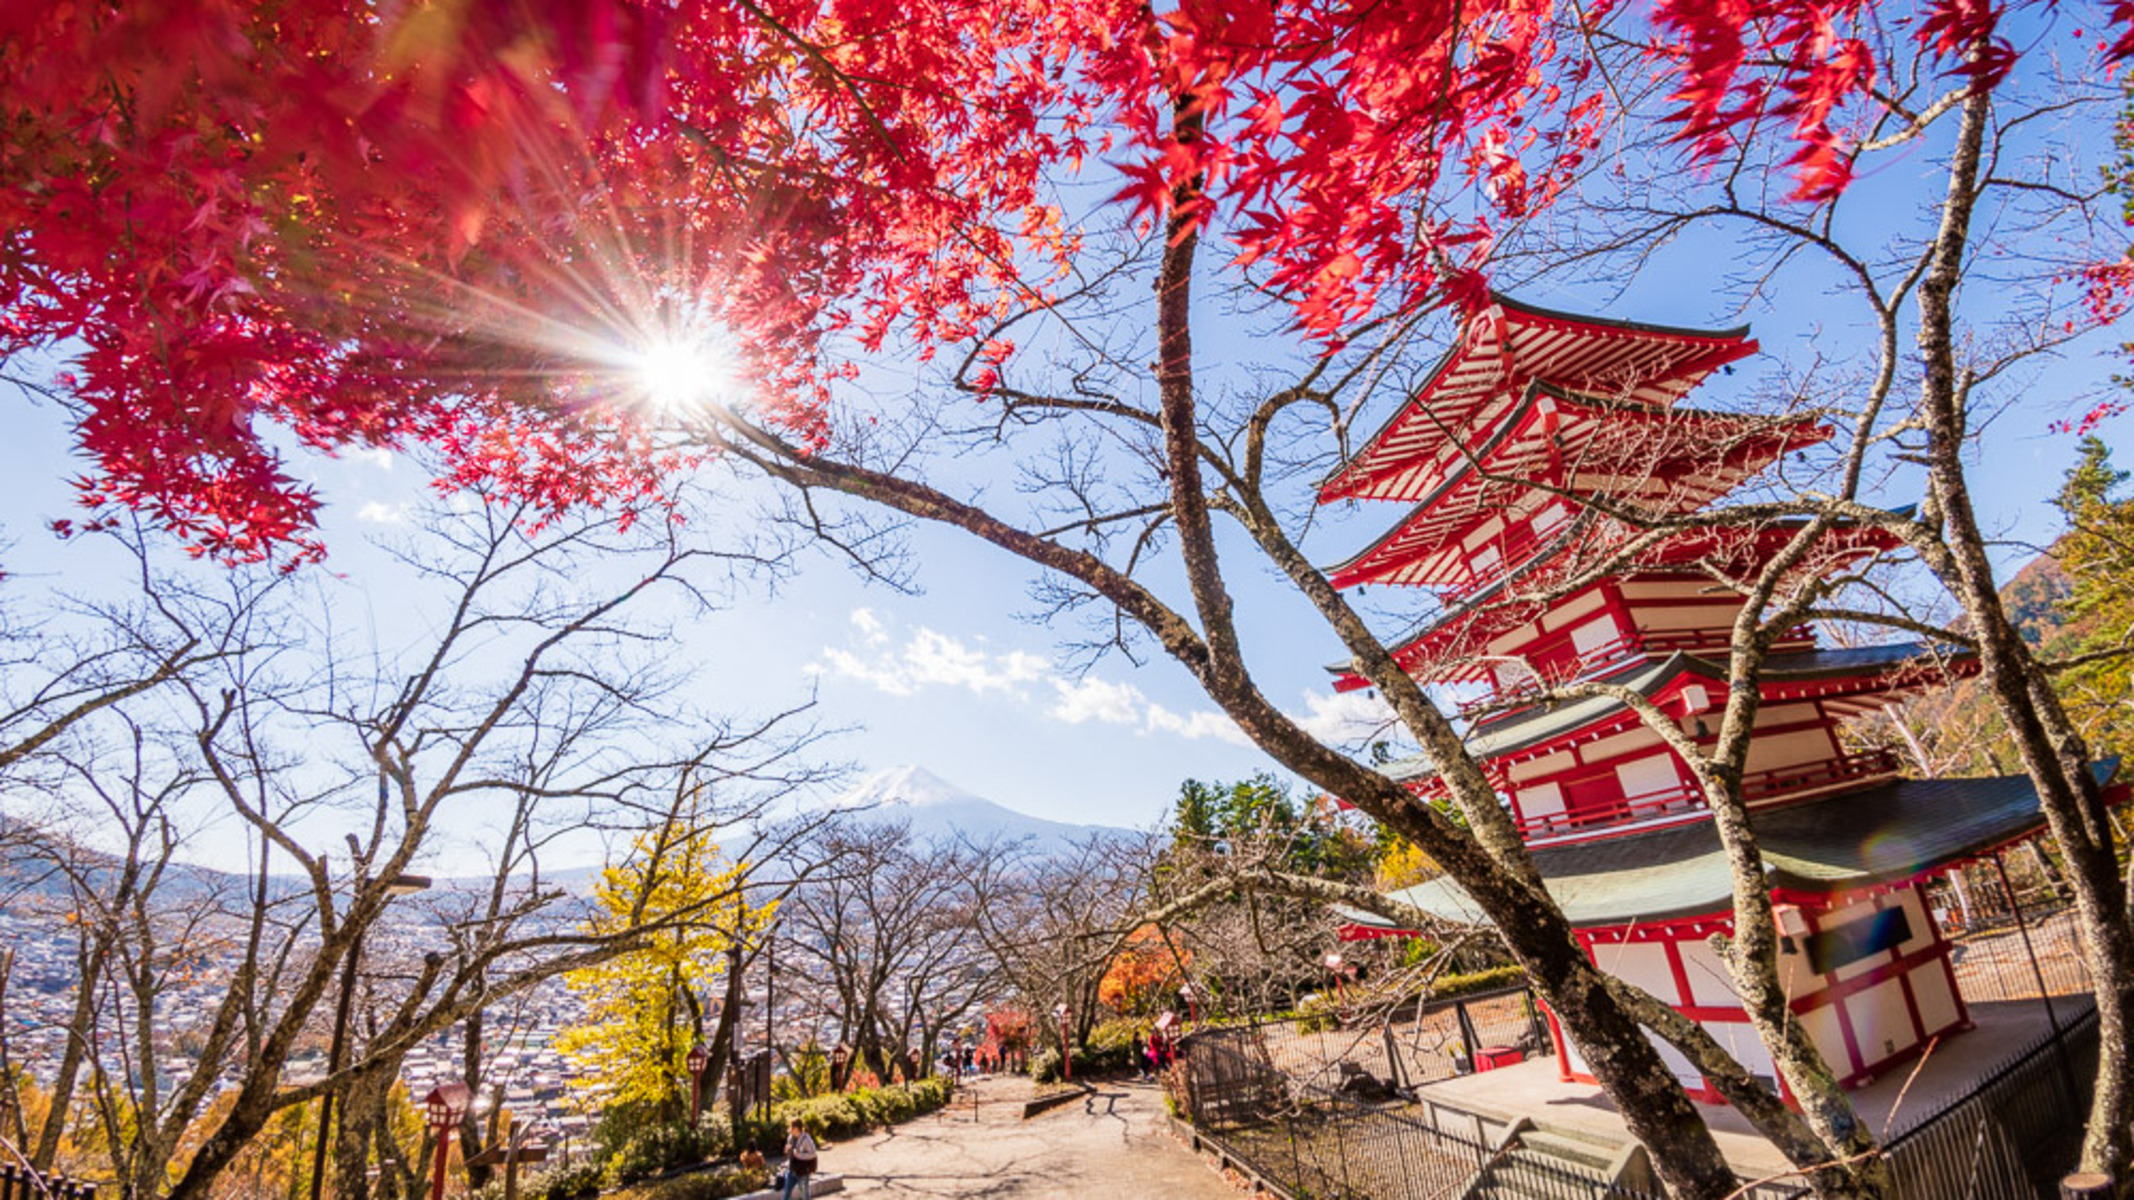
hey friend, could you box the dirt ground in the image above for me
[817,1075,1245,1199]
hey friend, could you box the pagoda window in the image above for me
[1492,661,1538,692]
[1742,728,1845,776]
[1533,500,1570,535]
[1518,780,1566,823]
[1541,588,1609,629]
[1803,906,1912,975]
[1569,615,1626,664]
[1676,937,1744,1009]
[1615,754,1688,807]
[1506,750,1575,783]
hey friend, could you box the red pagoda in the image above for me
[1329,296,2124,1100]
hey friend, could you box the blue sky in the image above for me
[4,290,2121,859]
[3,33,2127,854]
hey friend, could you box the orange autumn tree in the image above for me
[1097,926,1190,1018]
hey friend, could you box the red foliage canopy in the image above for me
[0,0,2123,563]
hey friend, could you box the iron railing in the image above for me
[0,1165,96,1200]
[1880,1005,2100,1200]
[1193,985,1555,1097]
[1177,1023,1808,1200]
[1180,1035,1663,1200]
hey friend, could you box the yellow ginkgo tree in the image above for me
[556,796,777,1121]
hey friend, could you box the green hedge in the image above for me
[493,1077,958,1200]
[1430,964,1526,1000]
[771,1076,955,1141]
[468,1162,605,1200]
[619,1166,771,1200]
[1028,1017,1158,1083]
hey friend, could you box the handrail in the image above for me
[1741,748,1899,802]
[1514,749,1900,838]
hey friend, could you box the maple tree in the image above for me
[8,0,2113,563]
[1096,925,1189,1016]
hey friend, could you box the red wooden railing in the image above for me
[1512,749,1900,840]
[1739,748,1900,803]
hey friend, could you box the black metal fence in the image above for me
[1880,1005,2100,1200]
[1175,954,2103,1200]
[1177,1033,1659,1200]
[1205,985,1556,1099]
[1174,1020,1808,1200]
[0,1165,96,1200]
[1922,865,2094,1004]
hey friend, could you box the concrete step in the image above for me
[1519,1128,1618,1172]
[734,1173,845,1200]
[1525,1120,1624,1151]
[1472,1150,1606,1200]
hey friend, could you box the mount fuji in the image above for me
[828,764,1136,849]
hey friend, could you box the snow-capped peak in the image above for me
[831,764,987,810]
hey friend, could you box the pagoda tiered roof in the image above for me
[1318,296,1758,505]
[1380,644,1971,781]
[1342,761,2124,931]
[1328,517,1908,691]
[1324,385,1830,591]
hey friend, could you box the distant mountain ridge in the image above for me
[828,764,1135,849]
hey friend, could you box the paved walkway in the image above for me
[820,1075,1243,1198]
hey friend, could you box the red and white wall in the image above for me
[1546,881,1970,1102]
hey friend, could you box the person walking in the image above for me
[779,1119,819,1200]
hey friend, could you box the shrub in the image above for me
[469,1162,602,1200]
[769,1076,954,1141]
[1028,1047,1063,1084]
[1429,964,1526,1000]
[629,1165,771,1200]
[1292,965,1530,1033]
[597,1115,729,1188]
[1080,1018,1150,1075]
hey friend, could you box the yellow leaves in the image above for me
[558,803,775,1112]
[1374,838,1441,890]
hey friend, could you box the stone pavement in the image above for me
[816,1075,1243,1198]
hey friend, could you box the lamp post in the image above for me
[1323,952,1350,1007]
[830,1043,850,1093]
[311,864,430,1200]
[685,1043,709,1126]
[424,1083,472,1200]
[1053,1003,1072,1081]
[1176,982,1199,1028]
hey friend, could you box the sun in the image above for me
[629,331,740,417]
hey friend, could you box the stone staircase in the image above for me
[1461,1120,1652,1199]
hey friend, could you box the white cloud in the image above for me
[1048,676,1146,725]
[1289,690,1398,746]
[1146,703,1254,746]
[816,609,1361,754]
[902,628,1049,694]
[355,501,408,524]
[850,608,890,647]
[811,615,1048,700]
[812,646,916,697]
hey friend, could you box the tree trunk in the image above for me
[1914,77,2134,1179]
[33,932,111,1170]
[458,1008,493,1188]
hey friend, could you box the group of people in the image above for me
[939,1041,984,1080]
[1130,1023,1178,1080]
